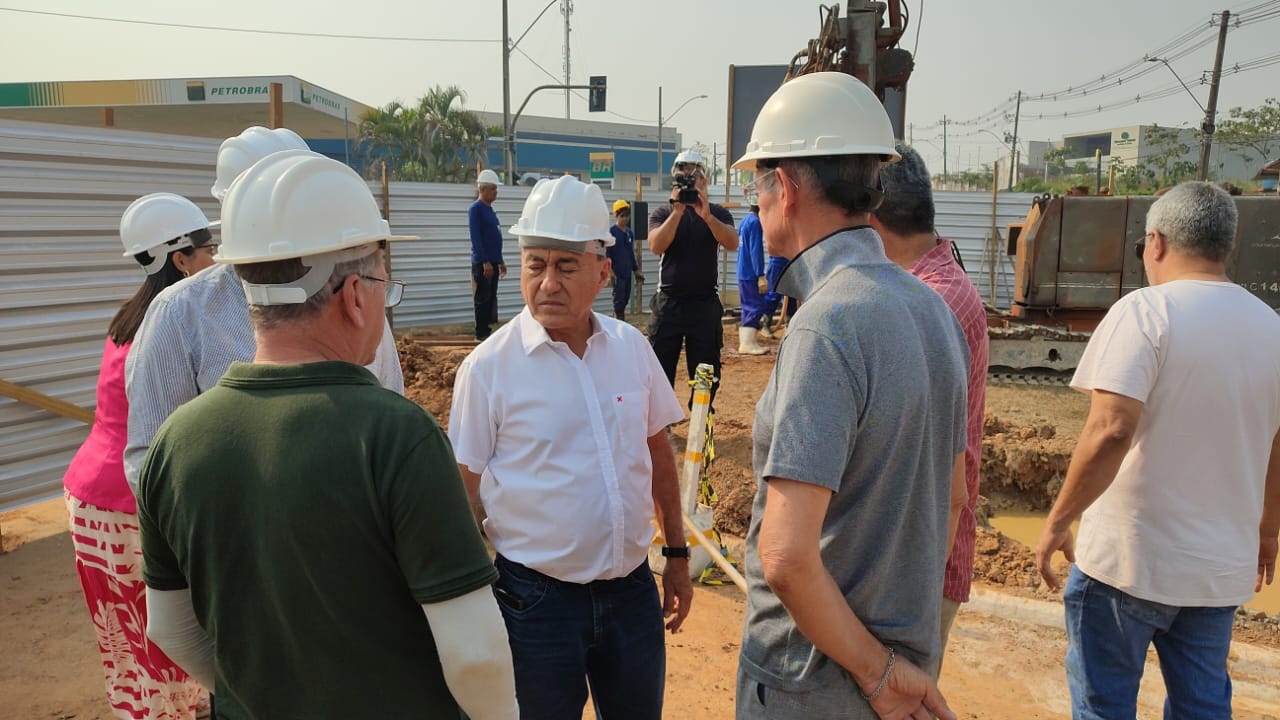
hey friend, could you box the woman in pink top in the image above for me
[64,193,218,720]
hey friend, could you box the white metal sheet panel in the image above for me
[0,119,221,511]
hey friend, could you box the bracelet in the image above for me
[860,647,895,703]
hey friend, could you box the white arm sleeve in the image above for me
[422,587,518,720]
[367,317,405,394]
[145,587,216,690]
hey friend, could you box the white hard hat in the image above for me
[216,150,417,305]
[477,168,501,186]
[732,72,900,172]
[671,149,707,176]
[119,193,216,275]
[211,126,310,201]
[510,176,614,254]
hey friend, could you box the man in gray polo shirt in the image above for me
[731,72,968,719]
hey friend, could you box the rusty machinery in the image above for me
[986,194,1280,383]
[786,2,914,139]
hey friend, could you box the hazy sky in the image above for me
[1,0,1276,173]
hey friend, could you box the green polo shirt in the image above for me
[139,361,496,719]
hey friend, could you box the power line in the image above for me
[0,6,496,42]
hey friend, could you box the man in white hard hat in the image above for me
[123,126,406,495]
[869,145,988,671]
[448,175,691,719]
[732,72,967,720]
[138,152,518,719]
[470,168,506,340]
[647,149,738,406]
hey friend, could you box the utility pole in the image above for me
[561,0,573,119]
[942,115,948,189]
[656,87,664,187]
[909,123,913,145]
[1198,10,1230,181]
[502,0,513,185]
[1008,90,1021,191]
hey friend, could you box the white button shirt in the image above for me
[448,308,685,583]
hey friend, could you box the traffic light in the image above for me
[589,76,606,112]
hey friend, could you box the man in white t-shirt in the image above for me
[1036,181,1280,718]
[448,176,690,719]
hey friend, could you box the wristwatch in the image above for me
[660,544,691,559]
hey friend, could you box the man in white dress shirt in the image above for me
[448,175,692,720]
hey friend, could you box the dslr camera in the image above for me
[672,173,701,205]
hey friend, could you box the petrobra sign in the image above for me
[209,84,270,97]
[300,83,343,113]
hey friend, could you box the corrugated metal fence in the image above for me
[0,118,1039,512]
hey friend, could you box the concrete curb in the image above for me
[964,588,1280,707]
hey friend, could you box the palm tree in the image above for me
[356,85,497,183]
[355,101,412,178]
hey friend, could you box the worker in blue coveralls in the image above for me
[469,168,506,340]
[762,254,790,338]
[736,205,769,355]
[607,200,643,321]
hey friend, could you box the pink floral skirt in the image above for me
[65,491,208,719]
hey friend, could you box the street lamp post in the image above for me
[656,87,708,189]
[1146,56,1213,181]
[978,128,1018,190]
[503,0,561,185]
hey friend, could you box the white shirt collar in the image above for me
[517,306,607,356]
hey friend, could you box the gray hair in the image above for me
[873,145,934,236]
[1145,181,1237,262]
[762,154,883,214]
[236,250,383,328]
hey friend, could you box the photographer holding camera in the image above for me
[647,150,739,405]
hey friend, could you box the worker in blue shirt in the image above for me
[606,200,643,320]
[735,205,769,355]
[469,169,506,340]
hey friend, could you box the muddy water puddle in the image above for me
[989,511,1280,614]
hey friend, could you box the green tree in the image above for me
[355,85,498,183]
[1043,147,1068,180]
[1142,124,1194,185]
[1072,161,1093,186]
[1215,98,1280,168]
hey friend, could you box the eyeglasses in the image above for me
[1135,232,1153,260]
[743,168,782,205]
[333,274,406,308]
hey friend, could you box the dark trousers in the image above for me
[493,555,665,720]
[647,291,723,406]
[471,262,499,340]
[612,273,633,318]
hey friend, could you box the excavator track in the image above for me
[986,325,1091,387]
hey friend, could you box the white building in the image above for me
[1059,125,1266,183]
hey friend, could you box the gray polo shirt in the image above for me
[739,227,968,709]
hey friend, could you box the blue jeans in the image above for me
[1063,567,1235,720]
[493,555,665,720]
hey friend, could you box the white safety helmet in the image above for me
[210,126,309,201]
[477,168,501,187]
[119,193,216,275]
[216,150,417,305]
[732,72,900,172]
[510,175,614,255]
[671,149,708,176]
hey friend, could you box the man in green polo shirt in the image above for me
[137,151,518,719]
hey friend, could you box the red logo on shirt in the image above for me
[616,396,623,402]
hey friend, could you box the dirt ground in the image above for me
[3,331,1279,719]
